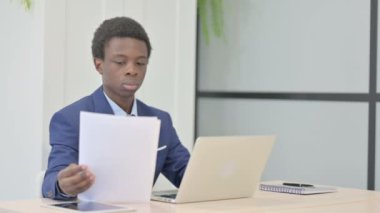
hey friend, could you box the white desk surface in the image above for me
[1,185,379,212]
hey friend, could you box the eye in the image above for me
[136,61,147,66]
[112,60,126,65]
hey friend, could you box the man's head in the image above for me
[92,17,151,112]
[92,17,151,59]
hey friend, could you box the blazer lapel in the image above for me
[91,86,114,115]
[136,99,155,117]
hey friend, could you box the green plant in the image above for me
[21,0,32,10]
[198,0,224,44]
[16,0,224,42]
[11,0,32,11]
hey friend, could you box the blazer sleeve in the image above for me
[160,113,190,187]
[42,110,79,200]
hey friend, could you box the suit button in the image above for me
[48,191,54,198]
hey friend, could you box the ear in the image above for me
[94,58,104,75]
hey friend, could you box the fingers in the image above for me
[65,170,94,186]
[71,174,95,193]
[58,164,84,178]
[57,164,96,196]
[60,175,95,196]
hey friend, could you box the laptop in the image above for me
[151,135,275,203]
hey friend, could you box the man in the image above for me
[42,17,190,200]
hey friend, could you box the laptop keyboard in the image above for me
[160,194,177,199]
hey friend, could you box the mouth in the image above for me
[122,83,139,91]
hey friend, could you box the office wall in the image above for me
[0,1,45,200]
[197,0,374,189]
[377,104,380,190]
[1,0,196,200]
[376,0,380,191]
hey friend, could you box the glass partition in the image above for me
[198,0,370,93]
[198,98,368,188]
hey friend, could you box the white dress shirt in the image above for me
[103,92,138,116]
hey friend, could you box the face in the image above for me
[95,37,148,105]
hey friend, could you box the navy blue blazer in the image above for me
[42,87,190,200]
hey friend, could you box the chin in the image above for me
[120,91,136,99]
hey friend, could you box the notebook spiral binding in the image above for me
[260,184,305,195]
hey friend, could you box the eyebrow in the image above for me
[112,54,148,60]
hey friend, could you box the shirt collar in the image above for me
[103,92,138,116]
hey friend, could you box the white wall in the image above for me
[0,0,196,200]
[0,0,45,200]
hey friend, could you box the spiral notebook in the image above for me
[260,182,337,195]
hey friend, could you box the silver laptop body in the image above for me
[151,135,275,203]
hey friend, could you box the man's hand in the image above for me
[57,164,95,196]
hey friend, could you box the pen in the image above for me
[283,182,314,187]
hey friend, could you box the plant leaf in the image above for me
[21,0,32,11]
[211,0,224,38]
[198,0,210,44]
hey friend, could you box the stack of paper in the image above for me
[78,112,161,203]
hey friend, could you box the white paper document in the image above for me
[78,112,161,203]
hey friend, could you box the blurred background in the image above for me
[1,0,379,200]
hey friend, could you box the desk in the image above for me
[0,187,379,213]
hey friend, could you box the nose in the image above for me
[125,63,138,76]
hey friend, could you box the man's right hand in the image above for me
[57,164,96,196]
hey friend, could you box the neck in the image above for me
[116,98,134,114]
[103,89,134,114]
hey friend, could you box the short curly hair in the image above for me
[91,17,152,59]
